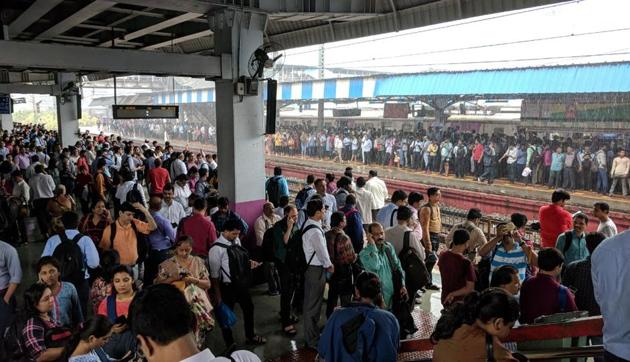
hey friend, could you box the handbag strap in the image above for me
[486,333,496,362]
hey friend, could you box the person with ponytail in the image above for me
[432,288,520,362]
[318,271,400,362]
[65,315,113,362]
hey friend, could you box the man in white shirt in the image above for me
[593,202,617,238]
[159,184,186,229]
[208,220,265,348]
[129,284,261,362]
[115,171,147,208]
[28,164,55,235]
[174,174,192,214]
[362,136,373,164]
[170,152,187,180]
[301,198,334,349]
[354,177,377,225]
[365,170,388,221]
[376,189,407,229]
[300,179,337,229]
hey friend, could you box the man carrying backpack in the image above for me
[208,219,266,348]
[265,167,289,208]
[295,174,316,210]
[255,202,282,296]
[42,211,100,318]
[453,139,468,179]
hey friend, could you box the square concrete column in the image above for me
[0,113,13,132]
[55,72,80,147]
[211,10,268,235]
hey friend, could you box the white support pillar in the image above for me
[55,72,80,147]
[0,113,13,132]
[211,10,267,240]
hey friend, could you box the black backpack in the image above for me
[266,176,282,207]
[211,242,252,290]
[52,233,86,286]
[0,318,25,361]
[120,154,132,175]
[562,231,573,254]
[398,231,430,293]
[125,182,144,205]
[110,221,150,264]
[286,223,321,273]
[456,146,466,158]
[295,186,312,209]
[261,226,277,262]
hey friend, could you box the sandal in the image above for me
[283,325,297,336]
[247,335,267,345]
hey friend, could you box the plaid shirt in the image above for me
[21,316,58,360]
[562,256,601,316]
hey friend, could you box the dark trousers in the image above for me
[326,287,351,318]
[33,198,50,236]
[277,261,297,326]
[219,282,255,346]
[480,165,495,182]
[424,233,440,284]
[562,166,576,190]
[455,158,466,178]
[0,289,16,334]
[604,351,630,362]
[144,249,172,286]
[75,278,90,319]
[303,265,326,348]
[265,261,281,294]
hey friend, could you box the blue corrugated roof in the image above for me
[373,63,630,96]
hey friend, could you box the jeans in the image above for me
[507,163,517,182]
[609,176,628,196]
[424,233,440,285]
[480,165,495,182]
[562,167,576,190]
[0,289,16,335]
[604,350,630,362]
[549,170,562,188]
[597,169,609,193]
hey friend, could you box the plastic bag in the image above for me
[521,166,532,177]
[215,302,237,329]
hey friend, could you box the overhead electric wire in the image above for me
[330,49,630,69]
[285,0,581,57]
[325,26,630,66]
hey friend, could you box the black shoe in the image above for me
[425,284,440,291]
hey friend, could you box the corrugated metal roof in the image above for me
[373,62,630,96]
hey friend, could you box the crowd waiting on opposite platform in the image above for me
[0,124,628,362]
[265,124,630,197]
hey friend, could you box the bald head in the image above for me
[149,196,163,211]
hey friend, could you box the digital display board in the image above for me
[0,96,12,114]
[112,105,179,119]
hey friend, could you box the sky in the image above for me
[282,0,630,74]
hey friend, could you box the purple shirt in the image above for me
[148,211,175,251]
[15,153,30,170]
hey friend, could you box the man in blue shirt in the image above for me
[318,271,399,362]
[339,194,365,254]
[376,190,408,229]
[0,239,22,334]
[265,167,289,208]
[42,211,99,317]
[592,230,630,362]
[145,196,176,286]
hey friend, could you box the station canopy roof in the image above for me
[1,0,565,78]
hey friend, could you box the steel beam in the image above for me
[9,0,64,38]
[99,12,203,46]
[141,30,212,50]
[35,0,117,40]
[0,84,56,95]
[0,40,221,78]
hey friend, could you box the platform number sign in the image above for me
[0,96,12,114]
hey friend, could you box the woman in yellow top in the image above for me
[155,236,214,348]
[432,288,521,362]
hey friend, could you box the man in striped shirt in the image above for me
[478,222,536,283]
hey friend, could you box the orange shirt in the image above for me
[99,219,150,265]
